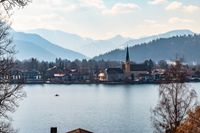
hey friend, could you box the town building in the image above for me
[122,46,151,81]
[101,46,152,82]
[98,71,106,81]
[21,70,42,83]
[105,68,124,82]
[10,69,23,81]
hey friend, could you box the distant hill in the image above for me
[121,29,195,48]
[27,29,195,58]
[27,29,130,57]
[12,32,87,61]
[79,35,130,57]
[27,29,93,52]
[94,35,200,64]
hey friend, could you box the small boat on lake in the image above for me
[55,94,59,97]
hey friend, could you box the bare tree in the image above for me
[0,0,29,15]
[152,61,197,133]
[0,121,16,133]
[0,0,30,132]
[0,16,24,133]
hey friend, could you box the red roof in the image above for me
[66,128,93,133]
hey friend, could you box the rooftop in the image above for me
[106,68,123,74]
[130,64,150,72]
[66,128,93,133]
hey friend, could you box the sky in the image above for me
[11,0,200,39]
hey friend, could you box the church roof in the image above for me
[130,64,150,72]
[106,68,123,74]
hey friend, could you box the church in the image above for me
[122,46,151,81]
[98,47,151,82]
[101,46,152,82]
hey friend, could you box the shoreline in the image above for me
[7,80,200,85]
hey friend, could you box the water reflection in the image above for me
[13,83,195,133]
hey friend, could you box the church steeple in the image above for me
[126,46,130,62]
[124,46,131,78]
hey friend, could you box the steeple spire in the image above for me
[126,46,130,62]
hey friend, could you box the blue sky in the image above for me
[12,0,200,39]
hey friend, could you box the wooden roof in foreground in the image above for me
[66,128,93,133]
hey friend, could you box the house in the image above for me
[0,68,23,82]
[98,72,106,81]
[50,127,93,133]
[10,69,23,80]
[67,128,93,133]
[152,69,165,81]
[129,64,151,80]
[51,73,70,83]
[22,70,42,82]
[137,73,153,82]
[46,66,65,79]
[79,73,90,82]
[105,68,124,82]
[1,69,42,83]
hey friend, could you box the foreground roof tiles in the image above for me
[66,128,93,133]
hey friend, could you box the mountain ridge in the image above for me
[27,29,130,57]
[121,29,195,48]
[26,29,195,58]
[12,31,87,61]
[94,34,200,64]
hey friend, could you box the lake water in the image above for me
[12,83,200,133]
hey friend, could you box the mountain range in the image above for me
[122,29,194,48]
[94,34,200,64]
[12,28,198,63]
[27,29,194,58]
[12,31,87,61]
[27,29,130,57]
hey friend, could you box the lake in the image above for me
[12,83,200,133]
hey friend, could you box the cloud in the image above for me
[143,19,166,28]
[133,19,167,38]
[79,0,106,10]
[78,1,140,15]
[61,4,78,12]
[169,17,194,24]
[49,0,64,6]
[103,3,140,15]
[182,5,199,13]
[27,0,80,13]
[148,0,167,5]
[12,0,200,39]
[144,19,157,24]
[166,1,199,13]
[166,1,182,10]
[79,1,140,15]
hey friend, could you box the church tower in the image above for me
[124,46,131,74]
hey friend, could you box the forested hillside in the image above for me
[94,35,200,64]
